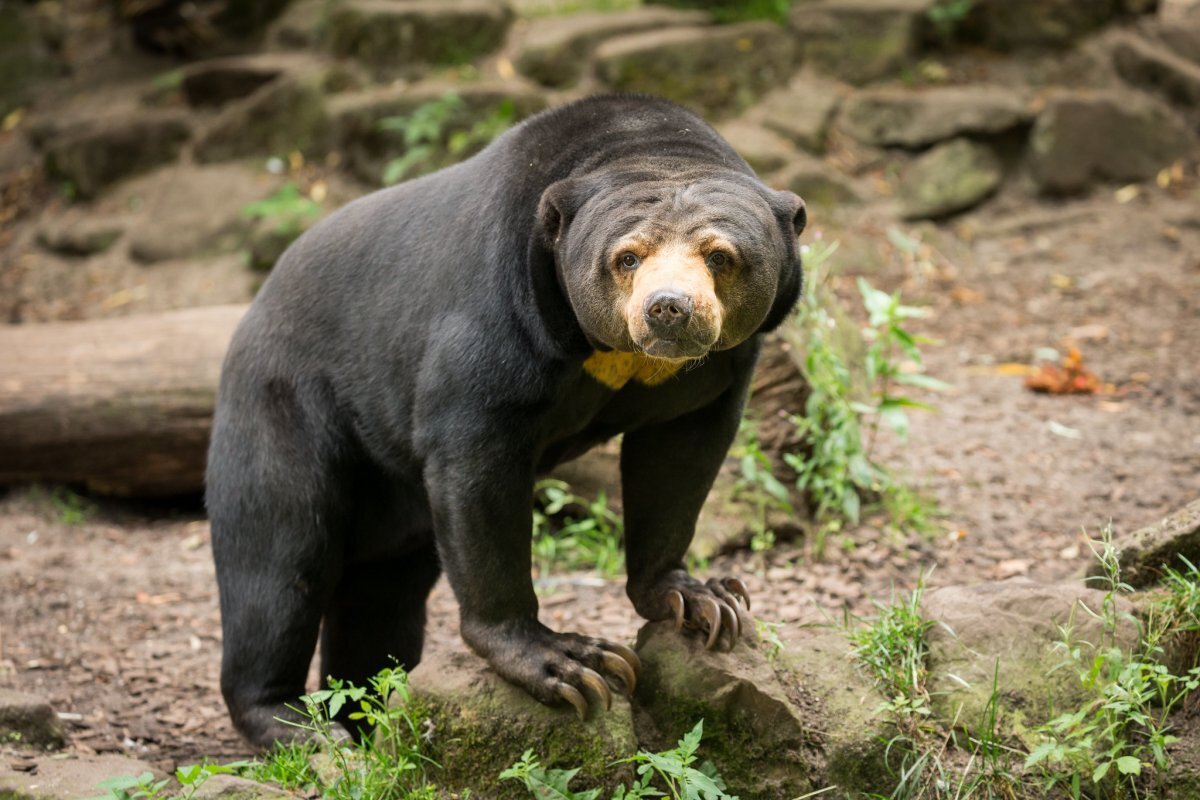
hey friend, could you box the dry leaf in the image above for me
[1025,346,1102,394]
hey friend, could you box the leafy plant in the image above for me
[782,240,945,554]
[532,478,624,577]
[926,0,975,44]
[501,721,738,800]
[379,92,515,185]
[1024,523,1200,799]
[240,182,322,237]
[92,762,251,800]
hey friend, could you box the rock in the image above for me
[788,0,927,85]
[1091,499,1200,589]
[181,53,316,108]
[0,2,62,117]
[769,152,861,207]
[266,0,331,50]
[775,629,895,795]
[0,690,63,750]
[515,7,709,88]
[43,111,190,199]
[593,22,795,118]
[212,0,294,40]
[715,120,797,174]
[189,774,293,798]
[838,85,1033,149]
[970,0,1141,49]
[35,217,125,257]
[898,137,1002,219]
[634,621,814,799]
[1136,17,1200,66]
[761,76,843,154]
[1112,34,1200,111]
[122,164,285,265]
[407,647,638,797]
[326,0,514,78]
[1028,90,1195,196]
[329,81,546,185]
[0,754,158,799]
[193,74,330,163]
[922,580,1138,737]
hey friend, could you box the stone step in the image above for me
[838,85,1033,149]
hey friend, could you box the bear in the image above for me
[206,94,806,747]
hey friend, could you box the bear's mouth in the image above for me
[639,336,711,360]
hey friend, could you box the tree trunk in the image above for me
[0,305,245,496]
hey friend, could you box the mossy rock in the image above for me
[44,111,190,199]
[788,0,926,86]
[406,649,638,797]
[898,137,1003,220]
[593,22,795,119]
[193,73,331,163]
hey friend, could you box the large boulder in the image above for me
[328,81,546,185]
[326,0,513,78]
[514,7,709,88]
[1091,499,1200,589]
[969,0,1148,49]
[0,689,63,750]
[1028,90,1195,195]
[407,647,638,797]
[897,137,1003,219]
[788,0,927,85]
[0,754,158,799]
[193,74,331,163]
[922,580,1138,738]
[1112,34,1200,112]
[838,85,1033,149]
[715,119,798,174]
[0,2,62,117]
[593,22,795,118]
[180,53,327,108]
[43,111,190,199]
[761,76,844,154]
[769,152,862,208]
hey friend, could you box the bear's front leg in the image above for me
[621,376,756,651]
[424,437,640,720]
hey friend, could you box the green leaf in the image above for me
[1115,755,1141,775]
[893,373,951,391]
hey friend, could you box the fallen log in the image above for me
[0,305,811,497]
[0,305,245,496]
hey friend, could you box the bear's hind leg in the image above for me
[318,542,441,737]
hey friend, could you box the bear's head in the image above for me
[538,171,805,362]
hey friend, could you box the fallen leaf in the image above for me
[950,286,985,304]
[1048,420,1082,439]
[1025,346,1102,394]
[1114,184,1141,204]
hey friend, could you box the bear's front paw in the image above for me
[462,619,641,721]
[655,575,751,651]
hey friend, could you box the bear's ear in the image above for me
[536,178,591,247]
[757,190,807,333]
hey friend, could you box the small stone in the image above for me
[1028,90,1195,195]
[839,85,1033,149]
[43,111,190,198]
[0,754,158,798]
[769,152,861,208]
[1112,33,1200,110]
[190,773,293,798]
[326,0,513,78]
[898,137,1003,220]
[593,22,794,118]
[788,0,926,85]
[0,689,63,749]
[36,217,124,257]
[761,76,843,154]
[193,75,330,163]
[514,7,709,88]
[970,0,1142,49]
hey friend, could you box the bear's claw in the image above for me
[558,682,589,721]
[660,576,751,651]
[601,650,638,695]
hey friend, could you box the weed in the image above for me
[732,417,793,554]
[501,720,738,800]
[378,92,515,185]
[240,182,321,238]
[244,740,321,792]
[782,240,944,554]
[754,619,785,662]
[531,478,624,577]
[1024,522,1200,799]
[926,0,975,44]
[91,761,251,800]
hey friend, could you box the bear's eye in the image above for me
[619,252,640,269]
[706,251,729,270]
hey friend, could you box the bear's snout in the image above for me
[643,290,694,332]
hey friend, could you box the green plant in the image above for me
[379,92,515,185]
[732,417,793,554]
[531,478,624,577]
[1024,523,1200,799]
[92,761,251,800]
[782,241,945,554]
[245,740,321,792]
[501,720,738,800]
[926,0,975,44]
[240,183,322,237]
[273,666,439,800]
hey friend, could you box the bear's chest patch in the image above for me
[582,351,686,390]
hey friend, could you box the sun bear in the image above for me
[206,94,806,746]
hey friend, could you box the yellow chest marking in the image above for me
[582,351,686,390]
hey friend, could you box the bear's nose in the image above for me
[643,290,693,332]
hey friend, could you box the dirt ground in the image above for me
[2,179,1198,772]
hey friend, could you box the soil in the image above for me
[2,0,1200,781]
